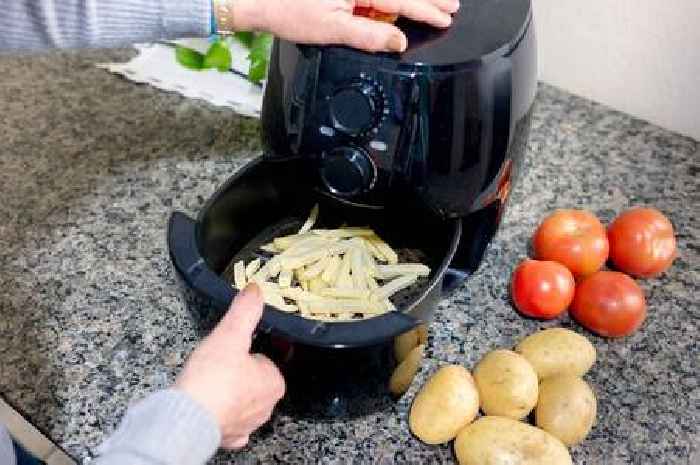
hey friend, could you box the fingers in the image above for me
[210,282,264,351]
[367,0,455,27]
[355,0,401,12]
[426,0,460,14]
[332,15,408,52]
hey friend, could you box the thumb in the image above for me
[210,283,264,351]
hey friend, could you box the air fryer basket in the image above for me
[183,157,461,344]
[168,157,461,417]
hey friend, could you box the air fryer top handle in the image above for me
[167,211,420,348]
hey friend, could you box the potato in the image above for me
[389,344,424,396]
[473,349,538,419]
[409,365,479,445]
[455,416,573,465]
[535,375,597,446]
[394,329,420,363]
[394,324,428,363]
[515,328,596,379]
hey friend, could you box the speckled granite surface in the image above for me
[0,49,697,465]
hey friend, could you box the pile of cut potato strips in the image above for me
[231,205,431,321]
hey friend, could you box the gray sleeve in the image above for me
[0,0,212,52]
[0,425,17,465]
[94,389,221,465]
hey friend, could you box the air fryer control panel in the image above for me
[262,12,537,217]
[298,58,401,202]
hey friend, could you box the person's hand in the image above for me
[231,0,460,52]
[175,283,285,449]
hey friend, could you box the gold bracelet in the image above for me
[213,0,236,35]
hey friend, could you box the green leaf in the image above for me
[234,31,255,48]
[203,40,232,72]
[248,56,268,84]
[247,33,274,83]
[249,33,273,61]
[175,45,205,70]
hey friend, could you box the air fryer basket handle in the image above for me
[168,212,236,309]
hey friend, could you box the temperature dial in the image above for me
[329,78,385,138]
[320,147,377,197]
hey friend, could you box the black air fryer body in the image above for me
[263,0,537,279]
[168,0,537,418]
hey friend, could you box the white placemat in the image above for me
[97,38,263,118]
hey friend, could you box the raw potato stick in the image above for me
[278,269,293,288]
[268,259,282,279]
[233,261,247,289]
[252,257,281,282]
[375,264,430,279]
[257,281,298,314]
[320,288,370,299]
[260,243,278,253]
[321,255,342,284]
[311,228,375,239]
[335,253,353,289]
[298,204,319,234]
[384,299,396,312]
[363,237,385,262]
[374,274,418,300]
[298,300,311,316]
[272,233,308,250]
[299,256,331,281]
[370,235,399,265]
[366,275,380,290]
[294,266,306,284]
[361,245,377,277]
[350,247,368,290]
[245,258,262,278]
[276,235,328,254]
[309,277,328,293]
[278,304,299,312]
[281,244,346,271]
[280,286,325,302]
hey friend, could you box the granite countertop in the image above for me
[0,49,697,465]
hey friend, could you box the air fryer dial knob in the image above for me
[320,147,376,196]
[329,80,384,137]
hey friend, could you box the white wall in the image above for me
[533,1,700,140]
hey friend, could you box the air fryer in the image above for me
[168,0,537,418]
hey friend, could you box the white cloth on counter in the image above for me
[97,39,263,118]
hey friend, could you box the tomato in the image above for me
[511,259,576,320]
[353,6,399,23]
[608,207,677,278]
[532,209,609,277]
[570,271,646,337]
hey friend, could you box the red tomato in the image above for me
[353,6,399,23]
[511,259,576,320]
[533,209,609,277]
[570,271,646,337]
[608,207,677,278]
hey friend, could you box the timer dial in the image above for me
[329,78,385,138]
